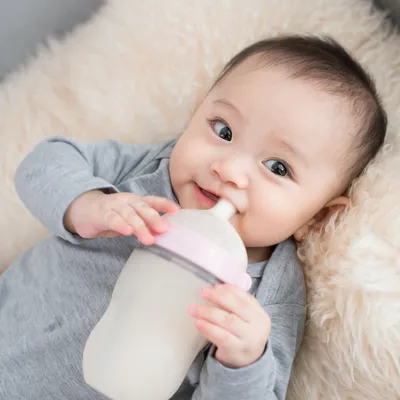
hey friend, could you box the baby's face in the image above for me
[170,57,354,260]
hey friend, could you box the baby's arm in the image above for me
[191,301,305,400]
[14,136,170,243]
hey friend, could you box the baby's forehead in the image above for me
[213,59,329,108]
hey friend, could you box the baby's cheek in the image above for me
[245,208,295,246]
[236,213,270,247]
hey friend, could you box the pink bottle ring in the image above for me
[155,223,251,291]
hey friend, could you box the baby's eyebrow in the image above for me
[272,135,309,169]
[213,98,243,120]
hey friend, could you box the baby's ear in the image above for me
[293,196,350,242]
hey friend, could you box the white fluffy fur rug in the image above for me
[1,0,400,398]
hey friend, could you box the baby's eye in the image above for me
[212,121,232,141]
[263,159,289,177]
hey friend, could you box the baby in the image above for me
[0,35,386,400]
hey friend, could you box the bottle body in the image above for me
[83,246,218,400]
[83,200,249,400]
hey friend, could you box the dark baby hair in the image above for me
[213,35,387,190]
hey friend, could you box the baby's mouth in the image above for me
[200,188,220,202]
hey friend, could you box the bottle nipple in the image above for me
[209,199,236,220]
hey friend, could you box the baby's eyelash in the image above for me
[208,117,230,127]
[281,161,294,179]
[280,160,295,180]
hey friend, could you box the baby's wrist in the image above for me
[215,340,268,369]
[64,190,105,233]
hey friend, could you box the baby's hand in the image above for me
[189,284,271,369]
[64,190,179,244]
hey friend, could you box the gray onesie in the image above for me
[0,136,306,400]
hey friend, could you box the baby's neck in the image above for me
[246,246,273,264]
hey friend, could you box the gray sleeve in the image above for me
[192,303,305,400]
[14,136,158,243]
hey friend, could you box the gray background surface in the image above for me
[376,0,400,25]
[0,0,104,80]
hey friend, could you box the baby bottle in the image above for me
[82,199,250,400]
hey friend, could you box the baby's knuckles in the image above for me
[222,310,237,330]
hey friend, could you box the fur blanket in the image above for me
[1,0,399,398]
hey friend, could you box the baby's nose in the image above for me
[210,156,250,190]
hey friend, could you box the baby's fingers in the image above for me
[105,209,154,244]
[141,196,180,214]
[131,201,169,234]
[104,211,135,236]
[189,305,247,339]
[116,206,156,245]
[194,319,240,350]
